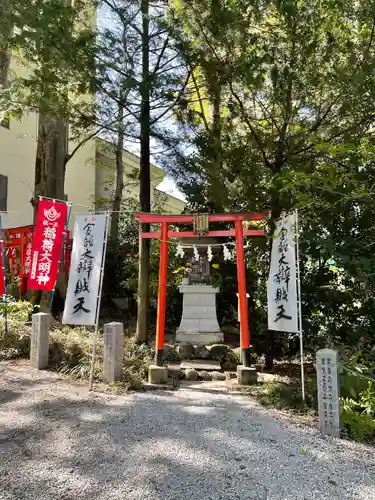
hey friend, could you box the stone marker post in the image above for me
[30,312,51,369]
[103,322,124,383]
[316,348,340,438]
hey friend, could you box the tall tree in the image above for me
[166,0,375,361]
[137,0,152,343]
[97,0,189,342]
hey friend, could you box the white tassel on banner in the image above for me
[207,245,213,262]
[176,243,185,258]
[223,244,232,261]
[193,246,200,262]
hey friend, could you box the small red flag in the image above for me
[21,231,33,277]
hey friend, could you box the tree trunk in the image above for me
[34,114,67,205]
[110,103,125,242]
[33,113,68,311]
[209,82,223,208]
[0,48,10,90]
[136,0,151,343]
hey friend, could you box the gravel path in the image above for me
[0,360,374,500]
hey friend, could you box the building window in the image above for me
[0,114,10,129]
[0,175,8,211]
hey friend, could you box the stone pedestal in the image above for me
[148,365,168,385]
[176,284,223,344]
[103,322,124,383]
[30,312,51,369]
[237,366,257,385]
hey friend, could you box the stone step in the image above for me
[179,360,222,371]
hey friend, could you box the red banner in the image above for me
[28,200,68,290]
[21,231,33,277]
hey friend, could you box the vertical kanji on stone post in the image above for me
[316,348,340,438]
[103,322,124,383]
[30,312,51,369]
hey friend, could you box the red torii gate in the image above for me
[134,211,268,371]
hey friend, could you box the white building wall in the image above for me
[0,114,38,229]
[65,138,97,225]
[0,123,183,232]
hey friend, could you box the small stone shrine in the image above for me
[176,238,223,344]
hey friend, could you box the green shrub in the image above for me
[340,381,375,441]
[252,374,317,413]
[341,398,375,442]
[0,297,33,328]
[57,357,100,379]
[258,382,307,410]
[0,297,33,340]
[0,297,33,359]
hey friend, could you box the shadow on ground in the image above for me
[0,361,374,500]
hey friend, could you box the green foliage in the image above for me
[0,297,33,330]
[0,0,95,131]
[49,326,96,370]
[0,299,153,390]
[339,345,375,397]
[108,337,154,391]
[255,376,317,413]
[258,382,307,411]
[341,383,375,442]
[0,297,34,359]
[58,357,96,379]
[101,195,184,330]
[338,346,375,441]
[158,0,375,362]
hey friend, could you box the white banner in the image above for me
[267,213,299,333]
[63,214,107,325]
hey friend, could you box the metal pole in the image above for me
[235,219,251,367]
[49,204,72,312]
[89,211,111,391]
[38,195,69,205]
[155,221,168,366]
[0,215,7,340]
[295,209,305,401]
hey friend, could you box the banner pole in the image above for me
[38,195,70,205]
[49,204,72,313]
[89,211,111,391]
[295,209,305,401]
[0,215,8,340]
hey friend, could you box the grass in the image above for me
[242,363,318,416]
[0,320,154,391]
